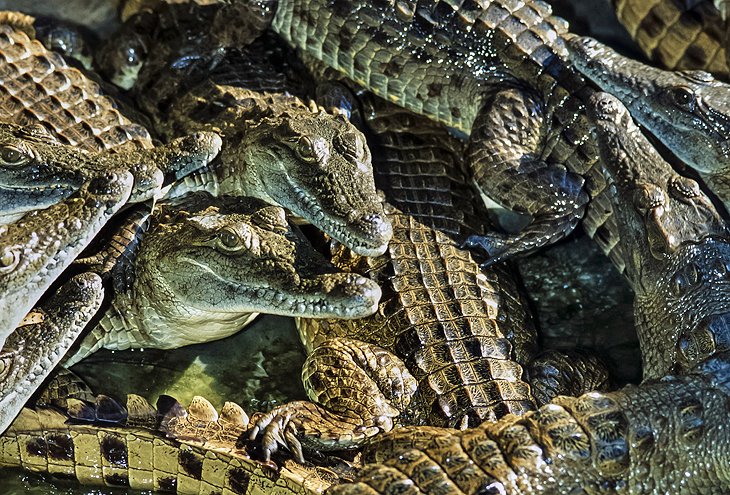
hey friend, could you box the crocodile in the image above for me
[65,192,382,365]
[583,91,730,379]
[248,89,543,462]
[0,13,224,221]
[612,0,728,79]
[0,272,104,434]
[239,0,730,264]
[0,392,342,494]
[0,120,221,223]
[567,35,730,211]
[327,350,730,495]
[0,172,134,351]
[100,4,392,257]
[0,171,134,432]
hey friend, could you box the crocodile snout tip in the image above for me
[350,212,393,257]
[587,92,625,122]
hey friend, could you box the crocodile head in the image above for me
[238,111,393,257]
[0,171,134,350]
[588,92,725,272]
[0,122,85,221]
[125,193,382,349]
[568,36,730,177]
[589,92,730,379]
[0,120,221,221]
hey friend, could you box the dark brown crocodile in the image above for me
[327,350,730,495]
[612,0,729,79]
[248,89,541,462]
[254,0,730,265]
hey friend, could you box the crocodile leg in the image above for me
[526,350,612,406]
[0,272,104,434]
[463,87,590,266]
[250,337,418,462]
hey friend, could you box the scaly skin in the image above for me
[65,192,382,365]
[328,351,730,495]
[0,15,224,221]
[0,172,133,433]
[104,5,392,257]
[0,272,104,434]
[0,12,151,152]
[249,92,538,462]
[264,0,730,264]
[0,394,343,494]
[586,91,730,379]
[568,36,730,208]
[612,0,728,79]
[0,171,134,352]
[0,120,222,222]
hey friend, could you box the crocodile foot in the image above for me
[249,399,384,463]
[248,401,309,463]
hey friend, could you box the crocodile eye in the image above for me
[0,248,19,273]
[0,145,28,165]
[685,262,700,285]
[217,228,240,249]
[669,87,696,111]
[295,136,317,163]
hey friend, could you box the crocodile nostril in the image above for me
[361,213,393,242]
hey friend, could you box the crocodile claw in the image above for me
[249,406,305,463]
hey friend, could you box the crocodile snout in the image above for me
[350,211,393,257]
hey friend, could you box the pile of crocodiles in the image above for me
[2,0,730,493]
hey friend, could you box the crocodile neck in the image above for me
[94,277,259,353]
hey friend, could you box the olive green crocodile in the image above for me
[567,36,730,209]
[0,171,134,432]
[262,0,730,264]
[249,91,539,462]
[0,119,221,222]
[0,394,343,494]
[612,0,728,79]
[65,192,381,365]
[584,91,730,379]
[0,172,133,353]
[328,350,730,495]
[103,5,393,257]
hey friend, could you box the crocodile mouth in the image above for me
[180,250,381,320]
[288,186,392,257]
